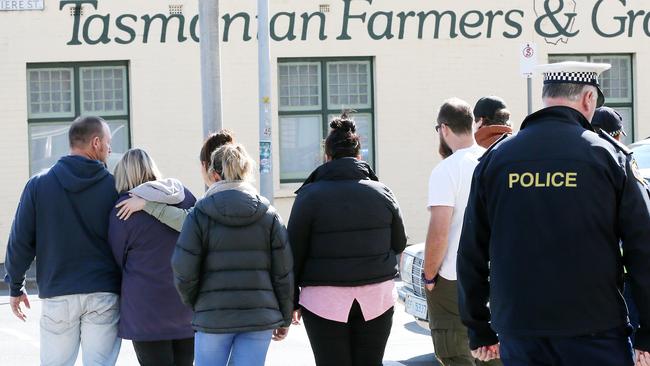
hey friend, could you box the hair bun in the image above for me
[330,118,356,134]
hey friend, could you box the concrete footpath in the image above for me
[0,288,437,365]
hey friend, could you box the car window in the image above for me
[631,144,650,169]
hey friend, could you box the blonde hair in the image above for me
[209,143,255,182]
[114,148,162,193]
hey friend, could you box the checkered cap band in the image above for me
[543,72,599,85]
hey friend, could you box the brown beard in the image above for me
[439,134,453,159]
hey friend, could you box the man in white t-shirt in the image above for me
[423,98,501,366]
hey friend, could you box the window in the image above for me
[278,58,375,183]
[27,62,130,176]
[549,54,634,144]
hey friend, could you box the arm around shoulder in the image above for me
[144,201,190,232]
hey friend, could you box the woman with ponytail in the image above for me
[171,143,294,366]
[288,111,408,366]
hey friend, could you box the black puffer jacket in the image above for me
[288,158,407,304]
[172,183,294,334]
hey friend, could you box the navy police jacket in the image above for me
[457,106,650,351]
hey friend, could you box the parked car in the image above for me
[398,243,428,327]
[630,138,650,184]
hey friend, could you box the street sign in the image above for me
[520,42,538,78]
[0,0,44,11]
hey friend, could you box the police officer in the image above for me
[457,62,650,366]
[592,106,641,338]
[592,106,627,142]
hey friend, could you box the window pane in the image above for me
[278,62,321,111]
[591,56,632,103]
[548,55,589,63]
[328,113,374,167]
[29,123,71,175]
[549,54,634,141]
[80,66,128,115]
[326,61,372,110]
[27,68,74,119]
[29,121,130,176]
[280,115,322,181]
[105,120,130,173]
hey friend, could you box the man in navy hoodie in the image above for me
[4,116,122,365]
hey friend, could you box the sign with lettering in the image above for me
[520,42,538,78]
[56,0,650,45]
[0,0,43,11]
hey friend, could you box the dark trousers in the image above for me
[132,337,195,366]
[426,277,502,366]
[500,328,634,366]
[302,301,393,366]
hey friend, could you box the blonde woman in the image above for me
[114,130,234,229]
[172,143,294,366]
[108,148,196,366]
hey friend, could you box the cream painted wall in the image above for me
[1,0,650,262]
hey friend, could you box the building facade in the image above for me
[1,0,649,261]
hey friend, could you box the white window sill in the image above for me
[274,183,301,198]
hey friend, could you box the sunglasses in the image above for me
[435,123,446,133]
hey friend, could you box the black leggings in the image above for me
[302,301,393,366]
[132,337,195,366]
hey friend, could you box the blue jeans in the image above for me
[195,330,273,366]
[40,292,121,366]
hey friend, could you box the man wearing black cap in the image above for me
[593,106,641,340]
[473,96,513,148]
[593,106,627,142]
[457,61,650,365]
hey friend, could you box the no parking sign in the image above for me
[520,43,538,78]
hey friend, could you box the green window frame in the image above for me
[277,57,375,183]
[549,54,634,144]
[26,61,131,176]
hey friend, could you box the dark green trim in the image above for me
[629,54,635,142]
[278,56,373,63]
[26,60,128,68]
[124,61,132,147]
[368,57,376,167]
[27,115,129,124]
[73,66,81,116]
[320,59,328,137]
[278,57,375,183]
[548,53,635,142]
[26,61,132,175]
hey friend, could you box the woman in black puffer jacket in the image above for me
[288,112,408,366]
[172,143,293,366]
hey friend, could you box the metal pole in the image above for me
[527,77,533,115]
[257,0,273,202]
[199,0,223,137]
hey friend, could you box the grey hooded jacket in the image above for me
[171,183,294,333]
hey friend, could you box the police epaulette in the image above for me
[478,133,509,161]
[598,129,632,155]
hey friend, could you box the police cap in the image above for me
[535,61,611,107]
